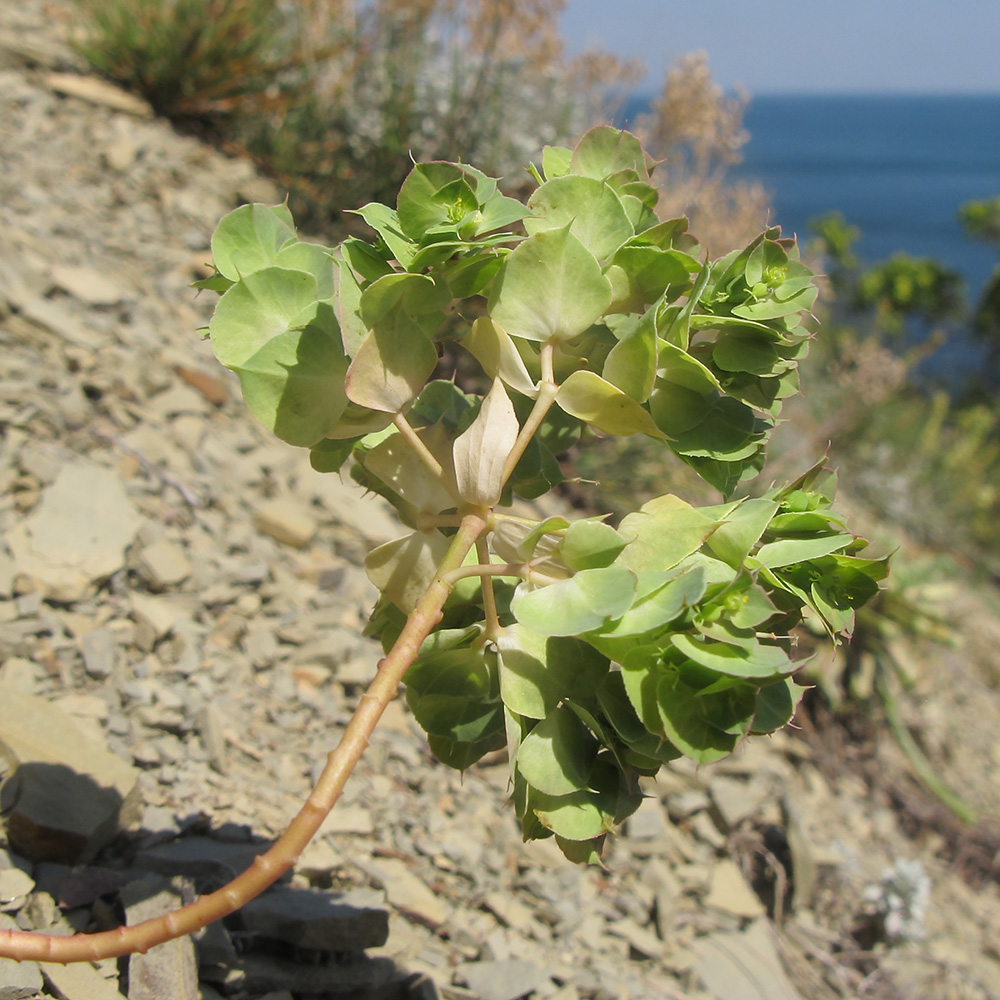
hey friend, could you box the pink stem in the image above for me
[0,511,488,963]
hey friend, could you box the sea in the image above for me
[619,93,1000,379]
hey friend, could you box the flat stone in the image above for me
[47,71,153,116]
[0,865,35,910]
[704,859,766,919]
[16,294,104,348]
[0,684,140,863]
[40,959,127,1000]
[241,886,389,951]
[454,959,548,1000]
[7,462,141,601]
[136,539,192,589]
[50,264,127,306]
[254,498,318,548]
[319,805,374,837]
[131,592,182,641]
[694,919,805,1000]
[360,857,448,928]
[709,775,769,830]
[122,877,199,1000]
[79,628,118,679]
[0,915,42,1000]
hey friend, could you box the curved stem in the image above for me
[501,341,558,486]
[0,511,489,963]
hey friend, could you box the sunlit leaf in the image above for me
[489,228,612,343]
[365,530,451,612]
[511,566,637,637]
[526,176,634,260]
[556,370,666,438]
[617,495,720,573]
[498,624,609,720]
[211,202,296,281]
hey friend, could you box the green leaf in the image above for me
[751,678,804,734]
[488,228,612,344]
[516,706,598,795]
[558,520,627,571]
[587,567,707,660]
[461,317,538,397]
[541,145,572,180]
[753,534,854,569]
[656,339,724,394]
[365,530,451,612]
[671,634,792,680]
[397,162,478,240]
[405,647,501,743]
[309,436,358,474]
[511,566,637,637]
[445,253,505,299]
[555,370,666,438]
[359,273,449,327]
[350,202,417,268]
[363,431,455,514]
[656,671,738,764]
[712,331,781,375]
[233,317,349,447]
[428,731,506,770]
[344,313,438,413]
[209,266,318,369]
[211,203,296,281]
[617,495,720,573]
[612,246,692,302]
[525,176,634,260]
[707,498,779,568]
[570,126,648,182]
[619,646,669,739]
[498,625,609,720]
[602,308,657,402]
[475,190,530,235]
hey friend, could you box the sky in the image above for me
[560,0,1000,95]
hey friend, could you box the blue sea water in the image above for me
[733,94,1000,297]
[619,93,1000,378]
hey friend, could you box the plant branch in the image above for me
[476,535,501,641]
[443,561,523,585]
[392,411,462,504]
[0,510,489,963]
[501,341,558,485]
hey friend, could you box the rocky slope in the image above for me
[2,4,1000,1000]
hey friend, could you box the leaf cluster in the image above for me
[200,127,884,862]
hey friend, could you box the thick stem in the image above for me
[0,512,489,963]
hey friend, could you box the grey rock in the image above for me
[134,836,269,883]
[240,886,389,951]
[6,461,142,601]
[454,959,549,1000]
[80,627,119,679]
[694,919,805,1000]
[122,877,199,1000]
[0,684,140,863]
[240,952,402,995]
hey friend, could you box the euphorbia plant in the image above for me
[0,126,886,962]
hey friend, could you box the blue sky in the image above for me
[560,0,1000,95]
